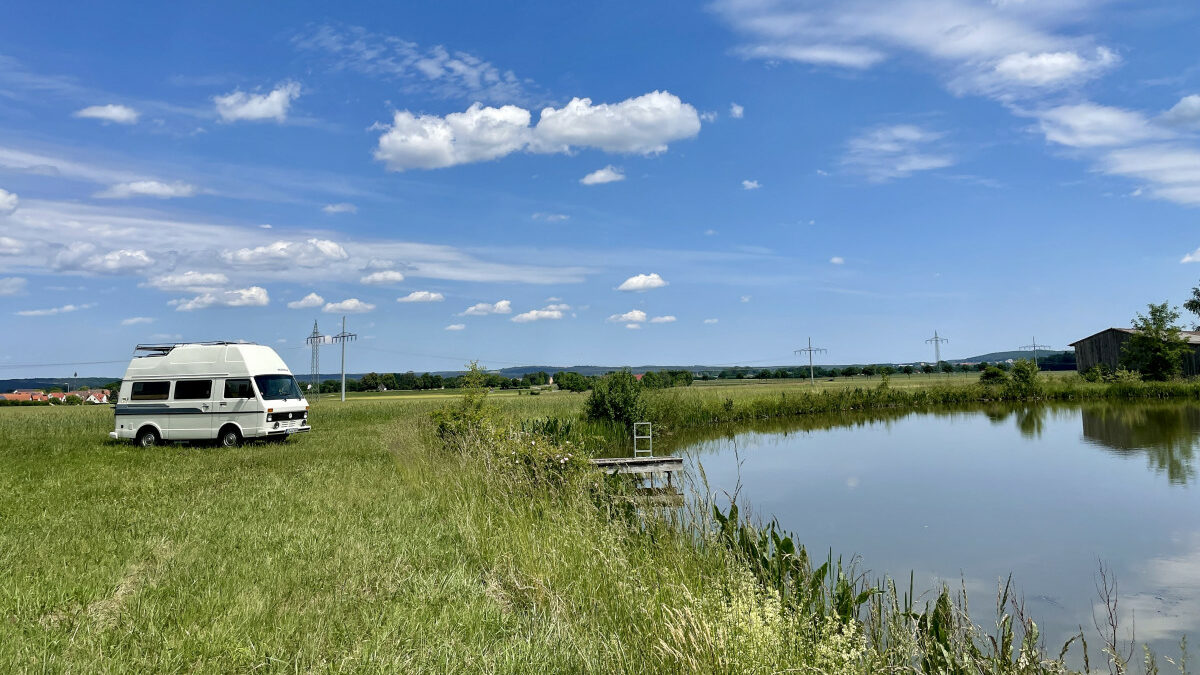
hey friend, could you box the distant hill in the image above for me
[950,350,1072,364]
[0,377,120,392]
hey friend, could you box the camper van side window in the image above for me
[131,381,170,401]
[224,379,252,399]
[174,380,212,400]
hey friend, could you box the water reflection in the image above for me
[1081,403,1200,485]
[664,401,1199,486]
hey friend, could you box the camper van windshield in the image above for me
[254,375,303,401]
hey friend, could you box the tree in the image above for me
[584,370,646,428]
[361,372,381,391]
[1120,302,1191,381]
[861,364,877,378]
[1185,281,1200,329]
[979,366,1008,385]
[939,361,955,375]
[902,365,915,376]
[380,373,398,390]
[878,365,895,378]
[921,364,935,375]
[841,366,861,378]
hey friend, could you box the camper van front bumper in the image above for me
[108,431,118,440]
[266,424,311,436]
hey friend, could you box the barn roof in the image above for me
[1069,327,1200,347]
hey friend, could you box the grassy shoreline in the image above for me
[2,378,1193,671]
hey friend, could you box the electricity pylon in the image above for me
[794,337,827,385]
[1020,337,1051,368]
[331,316,357,402]
[926,330,949,368]
[305,320,323,400]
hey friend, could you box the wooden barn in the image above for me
[1069,328,1200,375]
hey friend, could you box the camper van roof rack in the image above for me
[133,341,258,356]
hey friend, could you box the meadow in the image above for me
[1,375,1190,672]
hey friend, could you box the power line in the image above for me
[305,320,324,401]
[330,317,357,402]
[925,330,949,367]
[794,337,827,385]
[1020,336,1051,368]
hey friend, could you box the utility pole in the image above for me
[1020,337,1051,368]
[330,316,357,402]
[305,320,323,401]
[925,331,949,371]
[794,337,827,385]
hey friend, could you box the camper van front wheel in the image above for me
[136,427,159,447]
[218,426,242,448]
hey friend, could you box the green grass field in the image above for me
[1,374,1170,672]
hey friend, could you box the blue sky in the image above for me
[3,1,1200,376]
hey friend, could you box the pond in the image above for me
[675,401,1200,661]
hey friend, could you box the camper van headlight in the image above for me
[302,411,308,420]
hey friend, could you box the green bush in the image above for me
[979,366,1008,386]
[1003,359,1041,398]
[584,370,646,428]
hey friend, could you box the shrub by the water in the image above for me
[979,366,1008,386]
[584,370,646,428]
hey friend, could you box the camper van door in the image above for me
[172,379,215,439]
[221,377,258,436]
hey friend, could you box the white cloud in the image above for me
[88,249,154,273]
[512,308,564,323]
[1182,248,1200,264]
[625,323,641,330]
[608,309,647,323]
[650,315,676,323]
[322,202,357,214]
[461,299,512,315]
[172,286,269,311]
[700,111,718,123]
[991,48,1117,87]
[73,104,140,124]
[831,256,845,264]
[1036,103,1166,148]
[544,303,571,311]
[374,103,533,171]
[397,290,445,303]
[617,272,668,292]
[531,91,701,155]
[703,318,719,324]
[145,271,229,292]
[360,270,406,285]
[580,165,625,185]
[287,292,325,309]
[842,124,953,181]
[713,0,1116,98]
[740,295,752,303]
[445,323,466,331]
[16,302,95,317]
[373,91,700,171]
[0,188,18,214]
[742,179,761,190]
[1163,95,1200,128]
[532,212,569,222]
[730,102,744,119]
[1104,146,1200,206]
[96,180,198,199]
[120,316,154,326]
[292,25,527,103]
[0,277,26,296]
[323,298,375,313]
[222,238,349,267]
[214,82,301,122]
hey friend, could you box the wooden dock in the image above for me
[590,456,684,487]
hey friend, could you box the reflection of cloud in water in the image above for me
[1089,532,1200,644]
[1081,404,1200,485]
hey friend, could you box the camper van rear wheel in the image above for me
[218,426,242,448]
[136,427,159,447]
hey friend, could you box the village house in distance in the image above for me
[0,388,111,404]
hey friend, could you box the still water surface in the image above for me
[677,402,1200,657]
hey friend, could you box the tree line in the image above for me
[319,368,694,394]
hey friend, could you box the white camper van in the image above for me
[109,342,310,447]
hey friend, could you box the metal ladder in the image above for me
[633,422,652,457]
